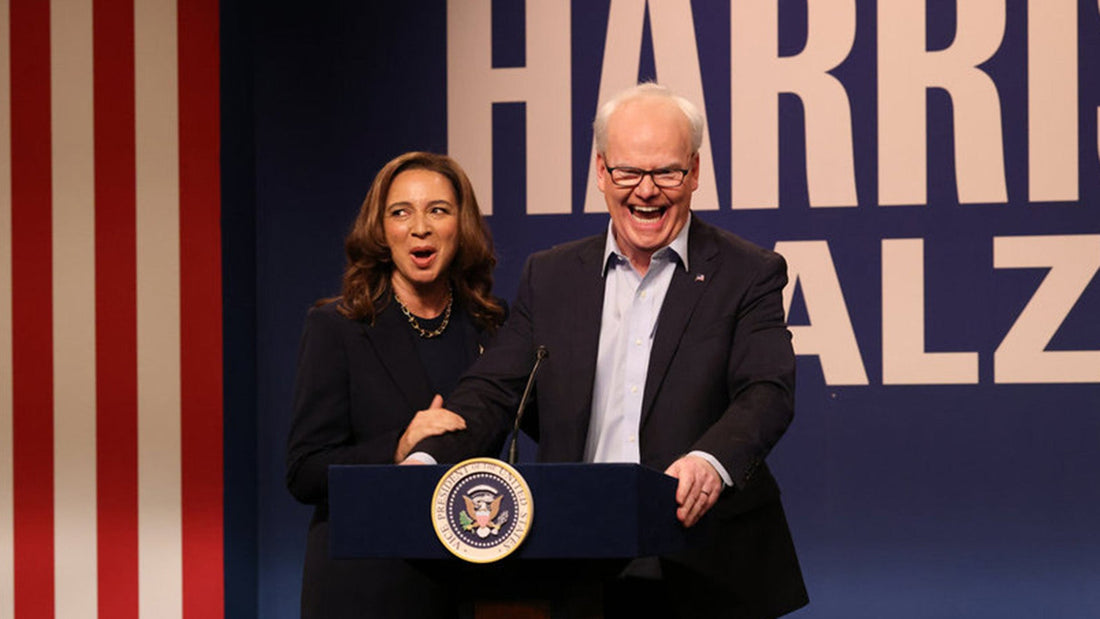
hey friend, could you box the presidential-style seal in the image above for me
[431,457,533,563]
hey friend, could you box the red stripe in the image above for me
[178,0,224,617]
[10,1,55,617]
[94,0,139,616]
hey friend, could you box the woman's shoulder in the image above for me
[308,296,400,332]
[307,298,344,319]
[304,298,365,334]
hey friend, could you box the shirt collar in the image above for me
[601,213,692,276]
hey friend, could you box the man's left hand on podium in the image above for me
[665,455,722,528]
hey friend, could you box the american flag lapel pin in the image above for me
[694,273,705,282]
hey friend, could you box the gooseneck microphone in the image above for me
[507,345,549,465]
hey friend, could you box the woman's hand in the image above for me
[394,394,466,463]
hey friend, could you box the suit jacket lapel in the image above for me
[360,303,434,410]
[561,236,607,456]
[641,220,719,425]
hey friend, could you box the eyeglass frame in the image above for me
[603,164,692,188]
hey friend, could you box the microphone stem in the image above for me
[508,347,548,464]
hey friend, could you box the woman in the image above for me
[286,152,506,618]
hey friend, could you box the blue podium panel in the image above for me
[328,462,685,560]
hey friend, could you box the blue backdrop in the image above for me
[229,1,1100,617]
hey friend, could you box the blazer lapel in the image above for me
[560,237,607,457]
[360,303,434,410]
[641,220,719,424]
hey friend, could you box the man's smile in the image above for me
[627,204,667,221]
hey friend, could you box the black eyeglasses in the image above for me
[604,165,690,188]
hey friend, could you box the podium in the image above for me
[328,462,687,618]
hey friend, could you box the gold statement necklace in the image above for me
[394,287,453,339]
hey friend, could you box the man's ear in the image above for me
[595,153,608,193]
[687,152,701,191]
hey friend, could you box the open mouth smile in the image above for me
[628,205,667,222]
[410,247,438,268]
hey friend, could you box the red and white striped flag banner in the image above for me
[1,0,223,617]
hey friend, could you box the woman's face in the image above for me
[383,168,460,296]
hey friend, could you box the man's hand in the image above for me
[664,454,723,528]
[394,395,466,463]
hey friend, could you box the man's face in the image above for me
[596,97,699,269]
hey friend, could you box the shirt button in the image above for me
[628,436,636,443]
[634,338,642,346]
[640,290,647,299]
[630,385,638,393]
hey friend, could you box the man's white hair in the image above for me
[592,82,704,156]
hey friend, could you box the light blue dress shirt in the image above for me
[584,216,732,487]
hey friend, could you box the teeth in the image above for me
[629,205,665,221]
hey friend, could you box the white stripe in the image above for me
[135,0,182,616]
[0,1,15,617]
[50,0,99,616]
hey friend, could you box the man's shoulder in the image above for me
[528,232,605,264]
[691,217,783,266]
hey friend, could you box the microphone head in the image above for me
[536,345,549,360]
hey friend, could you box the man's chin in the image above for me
[622,231,670,254]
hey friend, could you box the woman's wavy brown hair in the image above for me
[330,151,505,331]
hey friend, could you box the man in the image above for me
[412,83,808,618]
